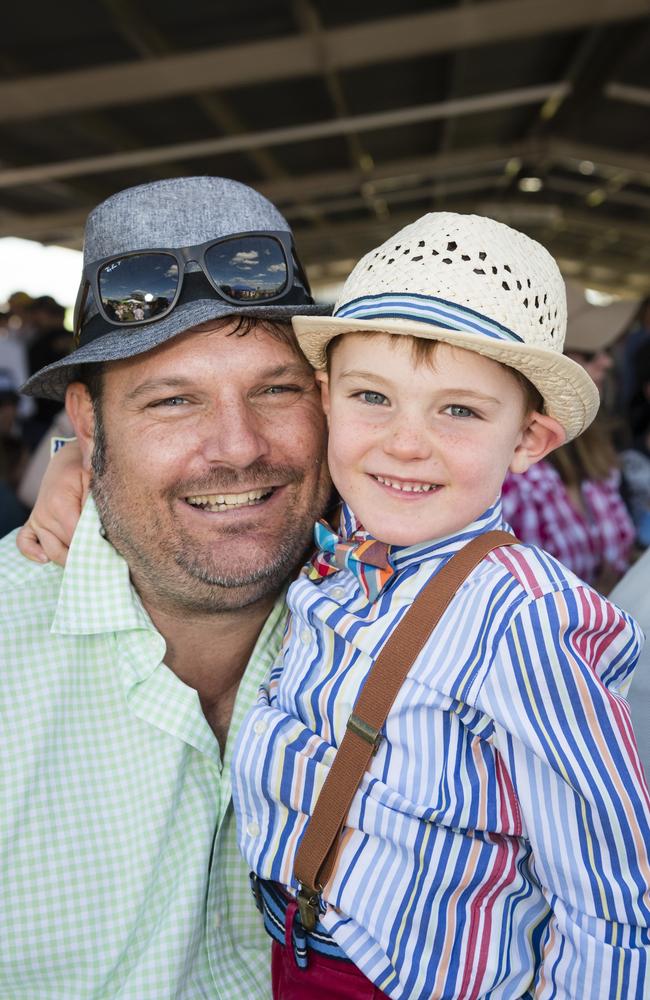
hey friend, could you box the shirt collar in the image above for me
[51,495,156,635]
[338,496,509,572]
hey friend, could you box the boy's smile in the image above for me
[319,333,558,547]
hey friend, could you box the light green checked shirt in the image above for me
[0,497,283,1000]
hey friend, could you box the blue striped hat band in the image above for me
[336,292,524,344]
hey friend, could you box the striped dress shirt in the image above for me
[232,500,650,999]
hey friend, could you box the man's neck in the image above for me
[143,594,277,752]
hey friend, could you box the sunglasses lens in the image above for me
[98,253,179,323]
[204,236,288,301]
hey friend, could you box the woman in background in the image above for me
[502,285,636,592]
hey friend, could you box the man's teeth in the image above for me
[187,488,271,510]
[375,476,439,493]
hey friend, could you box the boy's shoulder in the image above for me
[477,536,592,604]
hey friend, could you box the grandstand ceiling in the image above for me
[1,0,650,296]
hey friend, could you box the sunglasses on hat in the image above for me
[73,230,312,346]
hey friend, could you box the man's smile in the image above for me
[185,487,275,511]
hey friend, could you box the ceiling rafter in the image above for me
[0,0,646,123]
[101,0,288,184]
[0,84,570,188]
[3,137,648,245]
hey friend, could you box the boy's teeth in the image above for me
[375,476,437,492]
[186,488,271,510]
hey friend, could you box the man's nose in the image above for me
[200,399,270,468]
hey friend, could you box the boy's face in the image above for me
[319,333,557,546]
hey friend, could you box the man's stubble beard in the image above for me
[89,406,331,615]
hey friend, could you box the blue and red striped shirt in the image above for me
[232,500,650,998]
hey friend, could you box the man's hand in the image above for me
[16,440,89,566]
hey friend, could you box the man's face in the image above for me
[71,322,331,614]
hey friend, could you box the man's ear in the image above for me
[509,411,566,474]
[315,370,331,422]
[65,382,95,472]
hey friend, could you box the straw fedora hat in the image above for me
[293,212,600,441]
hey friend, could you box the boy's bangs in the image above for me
[327,330,543,414]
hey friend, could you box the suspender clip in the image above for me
[347,713,382,754]
[296,884,321,932]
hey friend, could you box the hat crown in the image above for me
[83,176,291,264]
[334,212,567,352]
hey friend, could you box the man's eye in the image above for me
[263,384,300,396]
[151,396,187,407]
[445,404,476,418]
[357,390,388,406]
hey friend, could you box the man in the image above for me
[0,177,332,999]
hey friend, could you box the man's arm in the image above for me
[16,439,88,565]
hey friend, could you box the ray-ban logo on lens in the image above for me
[105,261,121,273]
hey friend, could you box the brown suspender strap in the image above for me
[293,529,517,930]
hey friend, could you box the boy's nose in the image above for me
[383,416,432,461]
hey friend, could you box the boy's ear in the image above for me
[315,370,331,422]
[65,382,95,472]
[509,411,566,474]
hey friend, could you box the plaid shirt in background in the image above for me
[501,461,635,586]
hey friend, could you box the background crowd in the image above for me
[2,281,650,599]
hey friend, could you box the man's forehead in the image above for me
[102,319,310,388]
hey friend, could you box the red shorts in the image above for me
[271,940,389,999]
[270,897,390,999]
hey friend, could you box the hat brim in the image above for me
[564,295,640,355]
[23,296,332,401]
[292,314,600,441]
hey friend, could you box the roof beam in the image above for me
[100,0,290,185]
[0,144,520,241]
[0,84,568,188]
[0,0,645,122]
[3,136,650,242]
[605,81,650,107]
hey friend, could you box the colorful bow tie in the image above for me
[306,519,395,601]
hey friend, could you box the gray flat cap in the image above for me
[23,176,329,401]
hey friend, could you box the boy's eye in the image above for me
[357,390,388,406]
[445,404,476,418]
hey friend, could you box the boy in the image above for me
[232,213,650,999]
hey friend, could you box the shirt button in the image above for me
[253,720,267,735]
[331,587,345,599]
[247,820,260,838]
[300,628,311,644]
[214,912,222,930]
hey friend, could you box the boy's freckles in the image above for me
[322,333,532,547]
